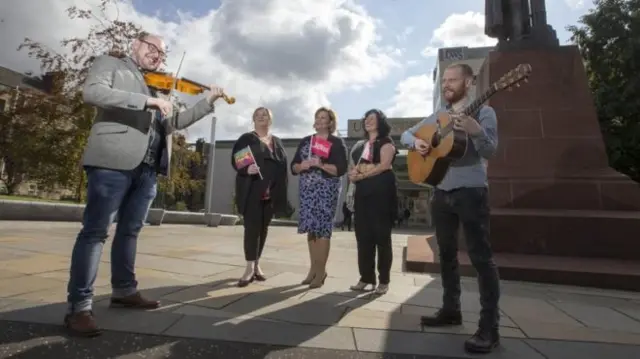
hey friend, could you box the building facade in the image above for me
[431,46,494,112]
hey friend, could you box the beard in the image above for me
[443,86,466,104]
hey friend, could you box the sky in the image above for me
[0,0,591,141]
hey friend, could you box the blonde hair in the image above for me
[314,107,337,133]
[252,107,273,125]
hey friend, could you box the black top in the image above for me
[351,136,398,198]
[231,132,288,216]
[290,134,349,178]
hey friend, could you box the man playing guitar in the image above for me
[400,63,501,354]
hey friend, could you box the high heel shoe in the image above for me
[237,274,255,287]
[309,273,327,289]
[301,273,315,285]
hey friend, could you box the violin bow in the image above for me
[168,51,186,102]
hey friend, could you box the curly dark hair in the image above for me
[361,109,391,139]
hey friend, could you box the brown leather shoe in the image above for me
[64,311,102,337]
[110,292,160,309]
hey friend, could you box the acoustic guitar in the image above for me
[407,63,532,186]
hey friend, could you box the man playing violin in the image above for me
[65,32,224,337]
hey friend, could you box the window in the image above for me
[0,98,6,112]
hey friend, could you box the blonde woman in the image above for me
[291,107,348,288]
[231,107,289,287]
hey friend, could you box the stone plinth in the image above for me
[474,46,640,260]
[405,236,640,291]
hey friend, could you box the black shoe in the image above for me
[420,309,462,327]
[254,273,267,281]
[237,276,255,288]
[464,328,500,354]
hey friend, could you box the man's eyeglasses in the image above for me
[140,39,166,59]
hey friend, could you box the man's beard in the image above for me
[443,87,466,104]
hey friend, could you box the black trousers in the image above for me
[342,214,352,231]
[431,187,501,330]
[354,194,393,285]
[243,199,273,261]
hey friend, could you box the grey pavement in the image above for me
[1,222,640,358]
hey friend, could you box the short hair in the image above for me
[252,106,273,123]
[314,107,337,133]
[136,31,163,42]
[136,32,150,41]
[361,109,391,139]
[446,63,474,79]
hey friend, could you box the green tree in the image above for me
[567,0,640,181]
[155,133,206,211]
[0,0,146,198]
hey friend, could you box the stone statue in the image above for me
[485,0,559,49]
[485,0,530,43]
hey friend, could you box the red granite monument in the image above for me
[405,0,640,290]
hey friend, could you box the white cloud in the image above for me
[388,11,495,118]
[396,26,414,42]
[564,0,585,9]
[0,0,399,140]
[421,11,496,57]
[385,74,434,118]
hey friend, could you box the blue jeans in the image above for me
[67,165,157,314]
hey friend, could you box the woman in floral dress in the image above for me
[291,107,348,288]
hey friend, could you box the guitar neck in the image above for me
[463,85,497,117]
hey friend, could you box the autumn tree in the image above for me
[0,0,146,198]
[567,0,640,181]
[0,85,95,194]
[154,133,206,211]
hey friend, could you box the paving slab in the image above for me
[0,269,27,280]
[134,254,238,276]
[516,319,640,345]
[161,280,289,309]
[2,222,640,356]
[299,291,402,312]
[164,314,357,351]
[500,296,584,327]
[353,328,544,358]
[0,253,69,274]
[0,275,63,298]
[167,303,279,322]
[1,320,450,359]
[401,304,519,328]
[221,290,346,326]
[526,339,640,359]
[551,301,640,333]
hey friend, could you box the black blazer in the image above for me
[231,132,288,216]
[290,134,348,178]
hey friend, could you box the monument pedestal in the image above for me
[405,46,640,290]
[479,46,640,260]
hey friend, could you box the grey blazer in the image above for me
[81,55,216,176]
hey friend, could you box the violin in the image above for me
[143,71,236,104]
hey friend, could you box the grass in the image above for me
[0,195,78,203]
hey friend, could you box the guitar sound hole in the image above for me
[431,135,440,148]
